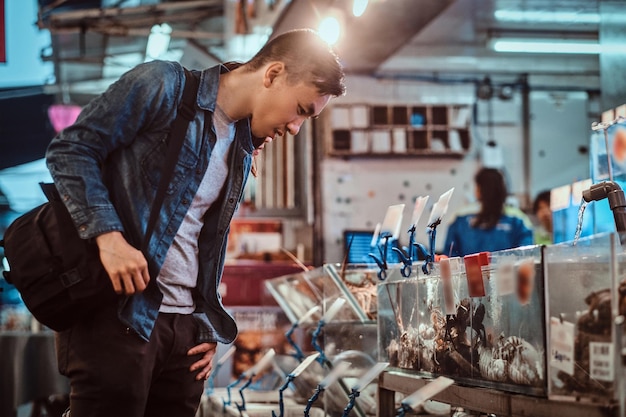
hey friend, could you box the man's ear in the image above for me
[263,62,285,88]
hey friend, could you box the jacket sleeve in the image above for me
[45,61,184,240]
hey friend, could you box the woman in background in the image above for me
[444,167,534,257]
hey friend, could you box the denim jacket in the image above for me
[46,60,254,343]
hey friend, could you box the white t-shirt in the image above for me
[157,105,235,313]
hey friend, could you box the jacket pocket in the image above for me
[140,134,199,195]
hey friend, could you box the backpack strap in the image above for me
[143,68,200,251]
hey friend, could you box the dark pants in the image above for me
[55,306,205,417]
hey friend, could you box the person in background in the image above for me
[444,167,534,257]
[532,190,553,245]
[46,29,345,417]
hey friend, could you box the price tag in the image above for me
[516,258,536,306]
[549,317,575,376]
[464,253,487,298]
[496,259,515,296]
[440,258,457,315]
[589,342,614,382]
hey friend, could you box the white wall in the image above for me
[529,91,592,198]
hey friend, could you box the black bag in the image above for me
[0,68,200,331]
[2,184,117,331]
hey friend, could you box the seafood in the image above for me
[479,335,542,386]
[387,325,421,369]
[343,271,378,320]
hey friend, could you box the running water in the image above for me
[573,199,589,245]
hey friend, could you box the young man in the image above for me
[532,190,552,245]
[46,29,345,417]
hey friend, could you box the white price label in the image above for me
[496,260,515,296]
[589,342,614,382]
[549,317,575,376]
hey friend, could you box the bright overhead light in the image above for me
[318,16,341,45]
[145,23,172,61]
[494,10,600,24]
[491,38,600,54]
[490,38,626,55]
[353,0,368,17]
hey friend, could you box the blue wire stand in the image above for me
[341,388,361,417]
[422,219,441,275]
[393,225,415,277]
[222,374,244,412]
[311,319,329,366]
[393,225,429,278]
[285,321,305,362]
[235,374,255,415]
[303,384,325,417]
[395,404,412,417]
[368,232,393,280]
[271,374,295,417]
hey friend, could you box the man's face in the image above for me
[250,68,331,149]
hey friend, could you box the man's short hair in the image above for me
[245,29,346,97]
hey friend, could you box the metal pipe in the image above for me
[582,181,626,233]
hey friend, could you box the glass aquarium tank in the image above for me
[545,233,619,403]
[265,264,383,416]
[264,265,371,325]
[377,264,423,371]
[378,247,547,396]
[324,263,379,322]
[472,246,546,396]
[418,256,473,380]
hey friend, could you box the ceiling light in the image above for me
[318,16,341,45]
[490,38,601,54]
[145,23,172,61]
[494,10,600,24]
[353,0,368,17]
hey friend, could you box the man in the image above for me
[46,29,345,417]
[532,190,552,245]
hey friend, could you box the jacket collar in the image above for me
[197,63,255,154]
[197,63,241,113]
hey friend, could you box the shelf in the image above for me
[327,150,466,159]
[327,103,472,158]
[377,369,618,417]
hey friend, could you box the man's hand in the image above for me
[188,342,218,380]
[95,231,150,295]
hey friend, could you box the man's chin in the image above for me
[251,135,267,149]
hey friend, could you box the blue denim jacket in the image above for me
[46,60,254,343]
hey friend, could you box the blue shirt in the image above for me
[443,202,534,257]
[46,61,254,343]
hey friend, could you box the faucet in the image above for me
[582,181,626,233]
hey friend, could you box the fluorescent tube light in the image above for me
[494,10,600,24]
[491,38,600,54]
